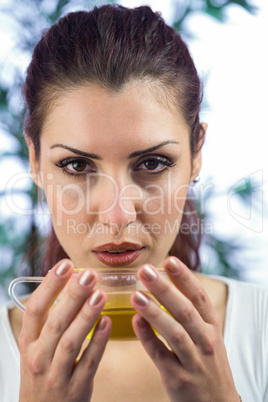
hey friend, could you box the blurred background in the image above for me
[0,0,267,304]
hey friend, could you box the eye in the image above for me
[55,157,96,175]
[69,160,90,173]
[144,159,160,170]
[135,155,175,173]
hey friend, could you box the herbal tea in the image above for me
[87,292,137,340]
[87,291,167,340]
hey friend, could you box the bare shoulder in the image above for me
[194,272,228,300]
[8,303,26,345]
[194,273,228,332]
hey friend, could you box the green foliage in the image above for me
[173,0,257,33]
[193,177,262,279]
[0,0,259,300]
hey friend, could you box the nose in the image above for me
[95,175,140,228]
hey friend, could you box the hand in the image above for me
[131,256,239,402]
[18,259,111,402]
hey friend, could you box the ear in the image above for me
[25,136,42,188]
[190,123,207,182]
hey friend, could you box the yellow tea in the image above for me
[87,292,137,340]
[87,308,137,340]
[87,291,167,341]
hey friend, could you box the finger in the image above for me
[138,264,208,347]
[72,315,112,385]
[131,291,196,368]
[37,268,98,365]
[164,257,219,325]
[132,314,181,373]
[51,288,108,381]
[21,259,74,344]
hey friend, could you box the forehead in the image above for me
[41,82,190,152]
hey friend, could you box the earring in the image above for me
[193,176,200,184]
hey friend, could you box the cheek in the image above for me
[141,172,189,218]
[44,180,88,228]
[138,178,189,247]
[170,182,189,215]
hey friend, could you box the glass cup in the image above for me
[9,268,167,341]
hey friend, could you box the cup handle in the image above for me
[8,277,45,312]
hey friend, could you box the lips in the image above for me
[93,242,144,266]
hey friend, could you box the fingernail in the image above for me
[135,291,149,306]
[137,316,148,328]
[98,317,107,331]
[56,261,70,276]
[79,270,94,287]
[89,289,102,306]
[141,265,157,282]
[166,257,180,274]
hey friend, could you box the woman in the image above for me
[1,4,267,401]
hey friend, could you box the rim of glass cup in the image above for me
[8,267,167,312]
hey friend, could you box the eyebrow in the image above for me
[50,140,179,160]
[128,140,179,158]
[50,144,102,160]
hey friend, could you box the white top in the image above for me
[1,276,268,402]
[0,299,20,402]
[219,276,268,402]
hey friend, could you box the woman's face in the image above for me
[29,83,202,269]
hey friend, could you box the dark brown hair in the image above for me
[23,4,204,274]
